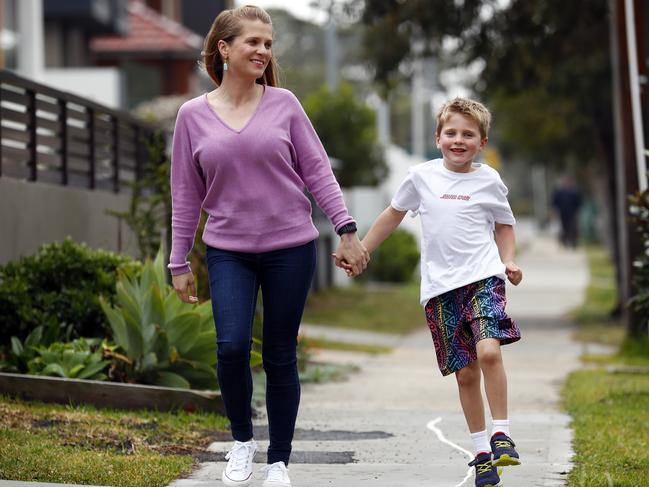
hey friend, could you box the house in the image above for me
[90,1,221,108]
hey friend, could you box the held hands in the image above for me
[333,256,355,277]
[332,233,369,277]
[504,261,523,286]
[172,272,199,304]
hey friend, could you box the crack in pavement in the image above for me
[427,417,474,487]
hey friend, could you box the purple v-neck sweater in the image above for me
[168,86,354,275]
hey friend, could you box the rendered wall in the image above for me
[0,178,138,265]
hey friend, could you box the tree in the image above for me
[358,0,612,169]
[466,0,613,169]
[358,0,485,92]
[304,83,387,187]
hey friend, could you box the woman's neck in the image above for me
[214,76,262,106]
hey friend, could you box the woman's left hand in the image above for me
[334,233,369,277]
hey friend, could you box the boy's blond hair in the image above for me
[435,97,491,140]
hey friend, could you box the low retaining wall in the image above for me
[0,372,224,414]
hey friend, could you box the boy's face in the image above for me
[436,113,488,173]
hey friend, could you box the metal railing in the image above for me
[0,69,160,193]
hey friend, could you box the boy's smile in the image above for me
[436,113,488,173]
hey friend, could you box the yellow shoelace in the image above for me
[494,440,512,449]
[476,462,493,474]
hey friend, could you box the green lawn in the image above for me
[570,245,624,346]
[300,336,392,355]
[0,395,229,487]
[303,282,425,334]
[563,365,649,486]
[564,245,649,486]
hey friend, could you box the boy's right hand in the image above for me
[332,253,360,277]
[172,272,199,303]
[504,261,522,286]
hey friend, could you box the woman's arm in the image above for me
[285,92,369,273]
[168,106,205,302]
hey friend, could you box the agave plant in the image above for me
[100,247,224,389]
[0,323,62,373]
[27,337,110,380]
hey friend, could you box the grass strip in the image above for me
[303,282,424,334]
[0,395,229,487]
[570,245,624,346]
[563,366,649,486]
[300,336,392,355]
[564,244,649,486]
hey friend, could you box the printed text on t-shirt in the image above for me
[440,193,471,201]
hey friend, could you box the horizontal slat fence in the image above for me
[0,70,161,192]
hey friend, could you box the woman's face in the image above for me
[221,19,273,81]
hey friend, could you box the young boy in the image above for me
[342,98,522,487]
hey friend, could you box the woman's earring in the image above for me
[223,59,228,72]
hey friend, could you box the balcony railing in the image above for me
[0,69,160,193]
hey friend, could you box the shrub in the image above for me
[0,326,109,381]
[365,229,420,283]
[0,325,57,373]
[27,338,110,380]
[0,239,140,344]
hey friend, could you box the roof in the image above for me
[90,1,203,57]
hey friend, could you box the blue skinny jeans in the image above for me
[206,240,316,465]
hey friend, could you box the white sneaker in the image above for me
[261,461,291,487]
[222,440,257,486]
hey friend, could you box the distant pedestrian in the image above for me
[168,6,368,487]
[338,98,522,487]
[552,175,582,248]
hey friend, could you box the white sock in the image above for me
[470,430,491,456]
[492,419,510,437]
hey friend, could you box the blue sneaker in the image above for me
[491,433,521,467]
[469,452,502,487]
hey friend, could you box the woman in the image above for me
[168,5,368,487]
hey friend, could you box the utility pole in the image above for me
[624,0,647,191]
[609,0,647,337]
[17,0,44,81]
[324,3,338,90]
[411,57,426,158]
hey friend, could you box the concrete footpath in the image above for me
[0,232,588,487]
[169,232,588,487]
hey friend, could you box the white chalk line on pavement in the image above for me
[427,417,474,487]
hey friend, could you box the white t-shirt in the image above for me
[391,159,516,305]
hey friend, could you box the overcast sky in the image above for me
[235,0,329,24]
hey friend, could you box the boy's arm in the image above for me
[495,223,522,285]
[362,206,408,253]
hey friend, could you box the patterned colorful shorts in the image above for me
[424,276,521,376]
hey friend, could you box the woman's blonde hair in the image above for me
[435,97,491,139]
[201,5,279,87]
